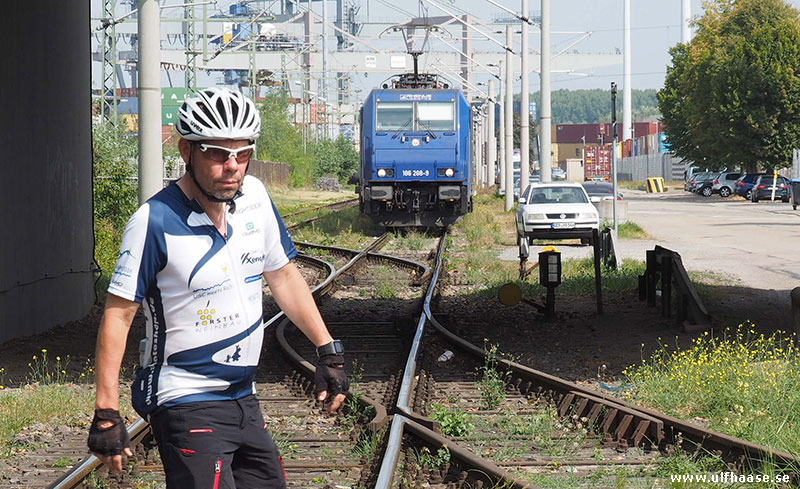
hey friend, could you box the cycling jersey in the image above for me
[108,176,297,418]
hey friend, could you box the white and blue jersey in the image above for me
[108,176,297,418]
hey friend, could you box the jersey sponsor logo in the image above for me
[237,202,262,213]
[241,221,260,237]
[241,252,265,265]
[118,249,136,259]
[191,278,233,299]
[194,300,242,332]
[145,297,162,407]
[112,265,133,278]
[244,274,261,284]
[223,345,242,363]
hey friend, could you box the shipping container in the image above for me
[583,145,611,181]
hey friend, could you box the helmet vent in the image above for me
[216,98,228,127]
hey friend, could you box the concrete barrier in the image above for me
[596,199,628,223]
[646,177,666,193]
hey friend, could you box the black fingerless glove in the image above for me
[315,354,350,398]
[87,408,130,456]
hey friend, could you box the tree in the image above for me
[93,120,139,228]
[255,89,313,186]
[534,89,661,124]
[658,0,800,172]
[309,135,358,182]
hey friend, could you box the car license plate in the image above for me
[552,222,575,229]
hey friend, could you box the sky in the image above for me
[360,0,800,92]
[92,0,800,98]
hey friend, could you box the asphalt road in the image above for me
[502,188,800,292]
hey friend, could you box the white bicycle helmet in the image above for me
[177,87,261,141]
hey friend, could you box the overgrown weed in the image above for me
[624,323,800,454]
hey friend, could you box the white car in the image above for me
[515,182,600,246]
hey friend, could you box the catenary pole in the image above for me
[539,0,552,183]
[622,0,632,141]
[504,25,514,211]
[322,0,329,138]
[682,0,691,43]
[498,61,506,195]
[487,78,496,188]
[611,82,619,233]
[138,0,162,203]
[519,0,530,189]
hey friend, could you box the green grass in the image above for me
[0,384,95,457]
[290,207,380,249]
[428,404,475,437]
[372,265,398,299]
[623,324,800,456]
[601,219,651,239]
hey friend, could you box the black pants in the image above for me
[150,395,287,489]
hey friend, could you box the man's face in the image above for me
[182,139,253,201]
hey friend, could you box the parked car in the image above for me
[734,173,767,200]
[551,167,566,180]
[710,171,741,197]
[515,182,599,245]
[750,175,790,202]
[580,181,623,202]
[685,172,711,192]
[695,175,716,197]
[689,173,717,195]
[513,174,541,199]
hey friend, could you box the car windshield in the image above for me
[581,183,613,196]
[529,186,589,204]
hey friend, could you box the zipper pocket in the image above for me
[213,459,221,489]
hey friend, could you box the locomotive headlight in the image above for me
[411,138,421,147]
[445,168,455,177]
[377,168,387,177]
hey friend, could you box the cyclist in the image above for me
[87,87,348,488]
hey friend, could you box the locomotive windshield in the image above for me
[375,100,455,132]
[376,102,413,131]
[417,102,454,131]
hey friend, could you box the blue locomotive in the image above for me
[358,68,473,227]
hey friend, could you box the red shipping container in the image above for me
[583,145,611,180]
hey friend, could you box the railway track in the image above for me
[13,199,798,487]
[283,197,359,232]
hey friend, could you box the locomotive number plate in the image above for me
[402,170,430,177]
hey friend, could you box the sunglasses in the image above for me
[197,143,255,163]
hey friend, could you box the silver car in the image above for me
[710,171,742,197]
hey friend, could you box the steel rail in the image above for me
[376,231,533,488]
[424,310,799,470]
[283,198,360,232]
[275,233,393,432]
[48,253,335,489]
[295,241,431,283]
[374,231,447,489]
[281,197,359,219]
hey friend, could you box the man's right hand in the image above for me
[87,408,133,472]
